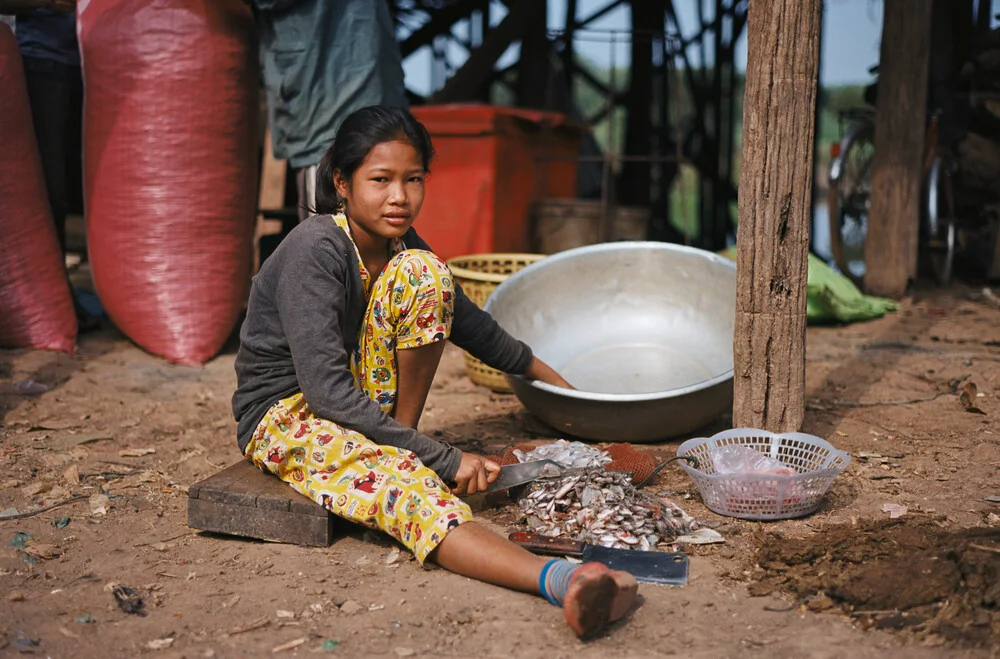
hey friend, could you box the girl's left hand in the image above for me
[523,356,575,390]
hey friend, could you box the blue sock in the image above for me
[539,559,578,607]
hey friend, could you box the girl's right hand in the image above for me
[524,356,576,390]
[453,452,501,495]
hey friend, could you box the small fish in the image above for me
[517,466,698,550]
[554,479,577,500]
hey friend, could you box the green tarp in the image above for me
[719,247,898,324]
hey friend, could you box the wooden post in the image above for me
[619,0,662,209]
[515,0,548,109]
[253,127,286,274]
[733,0,821,432]
[862,0,933,297]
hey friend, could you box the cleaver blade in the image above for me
[509,531,689,586]
[485,459,565,492]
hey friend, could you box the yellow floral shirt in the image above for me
[332,214,406,296]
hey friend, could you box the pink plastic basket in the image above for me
[676,428,851,520]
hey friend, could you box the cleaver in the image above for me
[458,460,566,513]
[485,459,565,492]
[509,531,689,586]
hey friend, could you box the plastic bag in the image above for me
[710,445,797,476]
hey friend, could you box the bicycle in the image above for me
[826,79,958,287]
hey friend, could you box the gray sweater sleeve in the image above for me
[274,238,463,481]
[404,230,534,375]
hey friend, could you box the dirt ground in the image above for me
[2,285,1000,658]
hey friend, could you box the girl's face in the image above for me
[334,139,426,242]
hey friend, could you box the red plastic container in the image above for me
[410,104,584,260]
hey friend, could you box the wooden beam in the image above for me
[620,0,664,207]
[573,0,626,31]
[584,94,626,125]
[188,460,335,547]
[431,0,536,104]
[399,1,477,59]
[975,0,992,34]
[572,55,611,96]
[563,0,578,103]
[664,1,710,145]
[863,0,933,297]
[254,127,286,274]
[733,0,821,432]
[515,0,549,109]
[257,127,286,212]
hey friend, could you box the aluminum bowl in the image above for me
[482,241,736,442]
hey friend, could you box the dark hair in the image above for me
[312,106,435,216]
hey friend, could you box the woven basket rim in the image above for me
[447,253,546,284]
[462,353,512,391]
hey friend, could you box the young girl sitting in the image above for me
[232,106,638,638]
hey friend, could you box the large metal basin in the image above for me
[483,241,736,442]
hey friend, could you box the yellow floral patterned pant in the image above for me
[246,249,474,563]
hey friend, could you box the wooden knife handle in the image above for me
[508,532,585,557]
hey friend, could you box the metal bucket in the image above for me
[484,241,736,442]
[532,198,649,254]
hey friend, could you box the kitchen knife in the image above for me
[509,531,689,586]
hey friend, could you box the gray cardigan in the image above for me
[232,216,533,482]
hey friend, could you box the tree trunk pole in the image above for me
[863,0,933,297]
[733,0,821,432]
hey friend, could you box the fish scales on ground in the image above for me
[516,467,699,550]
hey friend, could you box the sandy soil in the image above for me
[1,286,999,658]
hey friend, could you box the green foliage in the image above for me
[816,84,866,155]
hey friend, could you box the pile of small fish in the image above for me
[513,439,612,469]
[517,468,699,550]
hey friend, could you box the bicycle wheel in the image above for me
[828,122,875,285]
[921,154,956,285]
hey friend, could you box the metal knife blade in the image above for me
[485,459,565,492]
[580,544,689,586]
[508,532,689,585]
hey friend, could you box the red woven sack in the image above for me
[79,0,258,365]
[0,24,77,353]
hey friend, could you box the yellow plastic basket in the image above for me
[447,253,546,391]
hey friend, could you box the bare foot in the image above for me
[607,569,639,621]
[562,563,639,638]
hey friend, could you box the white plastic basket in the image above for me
[676,428,851,520]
